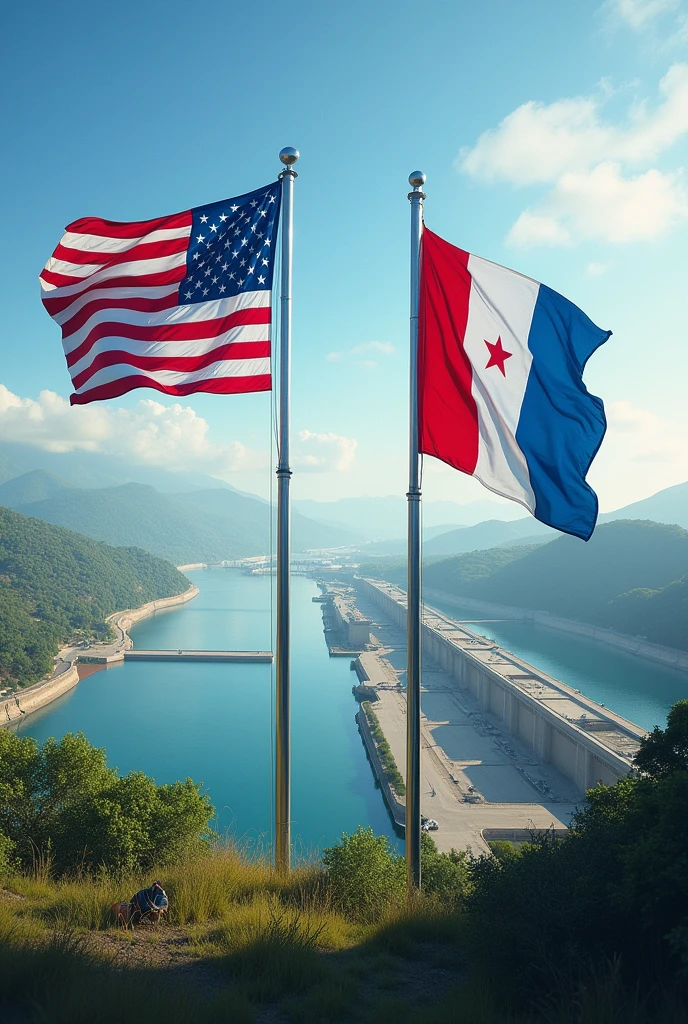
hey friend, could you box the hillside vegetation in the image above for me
[431,520,688,647]
[368,521,688,650]
[0,506,188,687]
[5,478,360,563]
[1,710,687,1023]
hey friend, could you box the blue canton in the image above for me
[180,181,281,305]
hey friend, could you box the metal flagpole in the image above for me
[406,170,426,890]
[275,146,299,873]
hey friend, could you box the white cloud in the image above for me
[589,399,688,508]
[604,0,681,31]
[508,163,687,246]
[0,384,266,475]
[460,64,688,247]
[461,96,610,185]
[507,212,572,248]
[461,65,688,184]
[325,340,395,367]
[296,429,357,472]
[604,400,688,464]
[587,261,612,275]
[351,341,395,355]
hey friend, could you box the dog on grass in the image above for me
[111,882,168,929]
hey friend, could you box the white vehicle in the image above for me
[421,818,439,831]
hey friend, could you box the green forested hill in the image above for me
[0,469,75,508]
[371,521,688,651]
[13,482,361,563]
[604,575,688,647]
[0,506,188,688]
[456,520,688,622]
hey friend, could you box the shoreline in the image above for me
[422,587,688,672]
[1,583,199,728]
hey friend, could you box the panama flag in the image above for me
[418,229,610,541]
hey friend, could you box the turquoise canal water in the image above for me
[15,572,688,853]
[427,596,688,732]
[15,571,397,855]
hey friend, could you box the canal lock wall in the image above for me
[359,578,644,796]
[422,587,688,672]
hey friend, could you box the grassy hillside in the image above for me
[12,483,359,564]
[417,520,688,649]
[1,708,688,1024]
[0,506,188,687]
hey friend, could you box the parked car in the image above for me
[421,818,439,831]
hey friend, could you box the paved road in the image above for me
[355,591,579,855]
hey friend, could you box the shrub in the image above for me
[420,832,472,908]
[322,827,405,921]
[362,702,406,796]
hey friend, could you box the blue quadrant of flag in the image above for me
[180,182,281,305]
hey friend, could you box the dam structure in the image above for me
[124,650,273,663]
[358,578,644,795]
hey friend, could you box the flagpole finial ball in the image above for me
[408,171,426,188]
[279,147,300,166]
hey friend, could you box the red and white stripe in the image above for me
[40,212,272,405]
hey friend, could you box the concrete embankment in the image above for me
[1,664,80,727]
[1,584,199,727]
[423,587,688,672]
[101,584,200,659]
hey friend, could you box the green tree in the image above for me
[466,705,688,1010]
[0,731,213,874]
[634,699,688,778]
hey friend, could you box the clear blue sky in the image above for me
[2,0,687,510]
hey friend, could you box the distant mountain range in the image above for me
[0,473,362,563]
[1,438,687,563]
[294,495,524,540]
[600,481,688,530]
[366,518,553,557]
[0,441,236,494]
[361,481,688,557]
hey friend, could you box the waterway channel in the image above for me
[14,570,396,856]
[14,571,688,855]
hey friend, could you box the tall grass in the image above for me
[4,845,325,930]
[2,844,679,1023]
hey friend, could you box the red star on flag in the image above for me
[484,336,512,377]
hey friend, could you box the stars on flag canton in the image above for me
[180,182,281,304]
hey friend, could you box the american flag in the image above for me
[40,181,282,405]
